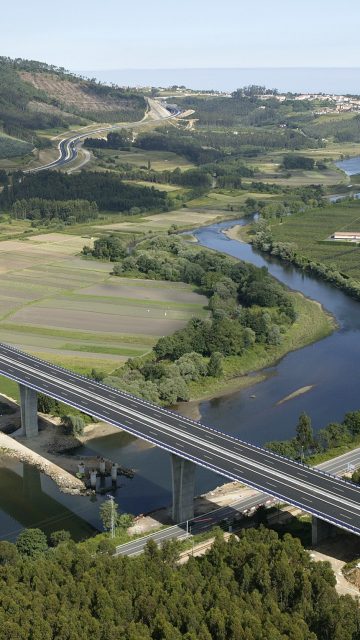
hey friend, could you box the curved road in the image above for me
[26,99,180,174]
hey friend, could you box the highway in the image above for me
[26,98,179,173]
[116,449,360,556]
[1,342,360,540]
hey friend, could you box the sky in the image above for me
[2,0,360,70]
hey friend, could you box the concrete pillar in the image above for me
[19,384,38,437]
[312,516,339,546]
[171,453,196,523]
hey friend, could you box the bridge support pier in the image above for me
[171,454,196,523]
[19,384,38,438]
[312,516,339,546]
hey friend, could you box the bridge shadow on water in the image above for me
[0,463,96,542]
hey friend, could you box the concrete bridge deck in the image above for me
[0,342,360,540]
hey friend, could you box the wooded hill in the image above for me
[0,57,146,152]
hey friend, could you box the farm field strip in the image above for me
[44,293,207,310]
[88,148,194,171]
[95,209,224,232]
[7,307,197,336]
[31,298,205,321]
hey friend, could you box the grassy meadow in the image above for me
[87,148,194,173]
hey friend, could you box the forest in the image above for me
[0,526,358,640]
[0,57,84,143]
[0,171,168,213]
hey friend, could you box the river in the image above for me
[335,156,360,176]
[1,214,360,540]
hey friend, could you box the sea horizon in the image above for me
[76,67,360,94]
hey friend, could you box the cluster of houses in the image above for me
[257,93,360,115]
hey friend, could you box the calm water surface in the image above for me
[336,156,360,176]
[1,216,360,539]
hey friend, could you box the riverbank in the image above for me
[0,394,128,494]
[223,224,250,242]
[183,290,335,415]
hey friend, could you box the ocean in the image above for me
[76,67,360,94]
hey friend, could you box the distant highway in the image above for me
[116,449,360,556]
[26,99,180,173]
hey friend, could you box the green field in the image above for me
[269,201,360,280]
[87,148,194,172]
[0,232,208,390]
[94,208,228,233]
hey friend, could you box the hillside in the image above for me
[0,57,146,150]
[0,132,33,159]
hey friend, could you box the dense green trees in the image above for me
[16,528,48,558]
[1,171,168,213]
[136,130,222,164]
[283,155,315,170]
[266,410,360,462]
[84,130,133,149]
[0,526,359,639]
[83,234,127,261]
[61,414,85,437]
[296,412,314,451]
[11,198,98,223]
[0,170,8,186]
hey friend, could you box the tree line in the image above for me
[266,410,360,462]
[11,198,99,223]
[252,221,360,302]
[0,171,169,214]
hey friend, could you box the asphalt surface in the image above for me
[27,99,179,173]
[1,342,360,539]
[116,451,360,556]
[115,493,269,557]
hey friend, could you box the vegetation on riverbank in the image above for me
[266,410,360,466]
[83,233,334,406]
[187,292,334,401]
[252,209,360,300]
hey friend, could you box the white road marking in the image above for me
[2,349,360,529]
[4,345,359,496]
